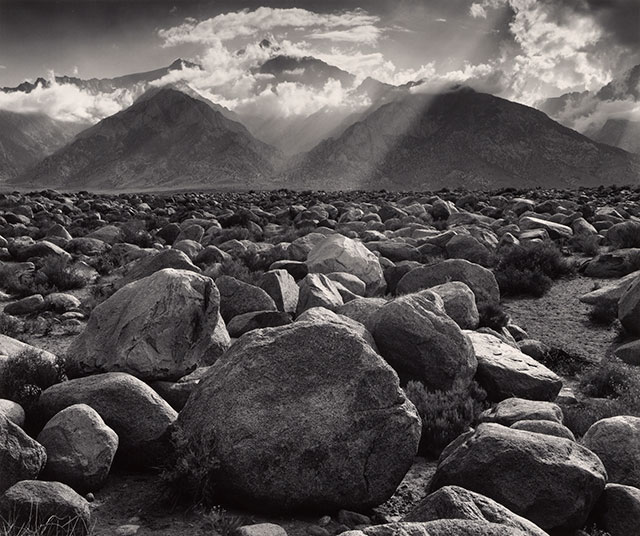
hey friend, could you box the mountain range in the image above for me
[3,55,640,191]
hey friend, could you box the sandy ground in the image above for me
[503,274,621,364]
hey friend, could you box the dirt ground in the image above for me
[87,459,436,536]
[503,274,621,364]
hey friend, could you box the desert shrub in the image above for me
[160,424,220,506]
[2,349,67,413]
[90,252,121,276]
[39,256,85,291]
[494,241,575,297]
[405,380,487,458]
[579,357,640,401]
[212,226,257,245]
[569,234,600,256]
[536,346,587,377]
[477,303,509,331]
[1,274,52,299]
[119,225,155,248]
[588,301,618,326]
[203,506,243,536]
[207,259,264,287]
[0,313,23,339]
[561,400,621,438]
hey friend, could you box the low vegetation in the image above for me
[405,380,487,457]
[1,349,67,414]
[494,241,575,297]
[160,425,221,506]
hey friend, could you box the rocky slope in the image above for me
[287,87,640,190]
[15,88,282,190]
[0,111,84,181]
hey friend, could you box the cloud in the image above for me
[0,65,5,70]
[0,77,134,123]
[309,25,382,45]
[158,7,380,45]
[469,4,487,18]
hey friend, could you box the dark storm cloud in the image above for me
[584,0,640,46]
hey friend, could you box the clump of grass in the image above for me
[0,510,92,536]
[203,506,243,536]
[494,241,575,297]
[160,424,221,507]
[405,381,487,458]
[1,349,67,414]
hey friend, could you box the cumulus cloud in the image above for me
[158,7,381,45]
[469,3,487,19]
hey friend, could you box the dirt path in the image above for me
[503,275,620,364]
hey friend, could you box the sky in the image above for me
[0,0,638,123]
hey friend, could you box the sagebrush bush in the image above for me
[569,234,600,256]
[494,241,575,297]
[160,425,220,506]
[579,357,640,401]
[588,301,618,326]
[477,303,509,331]
[0,313,23,339]
[118,225,155,248]
[39,256,86,291]
[2,349,67,414]
[405,381,487,457]
[535,346,586,377]
[207,259,265,287]
[90,252,121,276]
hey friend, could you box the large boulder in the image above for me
[593,483,640,536]
[217,275,277,322]
[396,259,499,308]
[372,291,477,390]
[579,269,640,308]
[519,216,573,239]
[259,269,299,314]
[618,276,640,335]
[306,234,386,296]
[178,321,421,512]
[583,416,640,488]
[0,481,90,536]
[403,486,546,536]
[340,521,532,536]
[582,248,640,278]
[429,282,479,329]
[479,397,563,427]
[115,248,200,289]
[466,332,562,402]
[38,372,177,468]
[66,269,227,381]
[430,423,607,531]
[296,273,344,315]
[0,415,46,493]
[37,404,119,493]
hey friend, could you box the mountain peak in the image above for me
[168,58,201,71]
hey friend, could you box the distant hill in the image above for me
[0,111,84,181]
[591,119,640,154]
[287,87,640,190]
[15,88,282,190]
